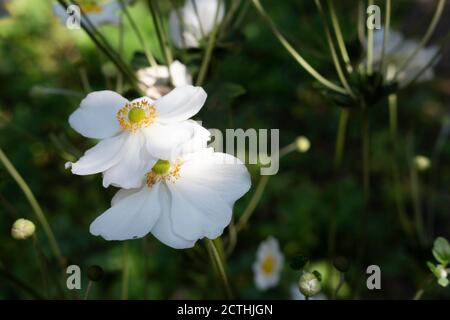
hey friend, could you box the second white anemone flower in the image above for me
[54,0,122,28]
[369,29,439,87]
[90,148,251,249]
[169,0,225,49]
[137,60,192,99]
[66,85,209,189]
[253,237,284,291]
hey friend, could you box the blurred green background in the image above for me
[0,0,449,299]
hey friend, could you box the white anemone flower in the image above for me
[137,60,193,99]
[66,86,210,189]
[90,148,251,248]
[169,0,225,49]
[253,237,284,290]
[369,29,439,87]
[53,0,122,28]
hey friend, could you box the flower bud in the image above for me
[414,155,431,172]
[11,218,36,240]
[87,265,104,282]
[333,256,349,273]
[298,271,321,297]
[295,136,310,153]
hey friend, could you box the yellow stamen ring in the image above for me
[146,160,182,187]
[117,99,157,131]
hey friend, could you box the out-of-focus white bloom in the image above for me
[169,0,225,49]
[137,60,193,99]
[295,136,310,153]
[11,218,36,240]
[66,86,210,189]
[414,155,431,172]
[369,29,439,87]
[53,0,122,28]
[290,284,327,300]
[253,237,284,290]
[90,148,251,248]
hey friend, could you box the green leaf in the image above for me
[289,254,309,271]
[432,237,450,265]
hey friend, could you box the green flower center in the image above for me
[128,107,146,123]
[151,160,171,175]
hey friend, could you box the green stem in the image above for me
[380,0,391,77]
[357,0,366,47]
[147,0,173,67]
[395,0,446,79]
[250,0,347,95]
[411,159,426,244]
[84,280,93,300]
[362,108,370,202]
[366,0,374,76]
[121,242,130,300]
[327,0,353,73]
[334,108,349,169]
[206,239,232,299]
[119,0,158,68]
[315,0,355,98]
[196,2,222,86]
[0,147,63,265]
[389,94,413,234]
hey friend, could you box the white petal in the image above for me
[180,150,251,206]
[155,85,207,123]
[69,91,128,139]
[111,188,140,206]
[185,0,225,35]
[144,120,210,161]
[103,132,156,188]
[150,184,196,249]
[90,186,161,241]
[169,8,202,49]
[169,61,193,87]
[68,132,127,175]
[167,177,232,241]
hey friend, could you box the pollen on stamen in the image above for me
[117,98,157,131]
[146,160,182,187]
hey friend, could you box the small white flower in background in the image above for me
[253,237,284,290]
[137,60,193,99]
[53,0,123,28]
[414,155,431,172]
[11,218,36,240]
[66,85,210,189]
[290,284,326,300]
[169,0,225,49]
[90,148,251,248]
[369,29,439,87]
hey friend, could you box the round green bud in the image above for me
[333,256,349,273]
[151,159,171,175]
[298,272,322,297]
[296,136,311,153]
[414,155,431,172]
[87,265,104,282]
[128,107,146,123]
[11,218,36,240]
